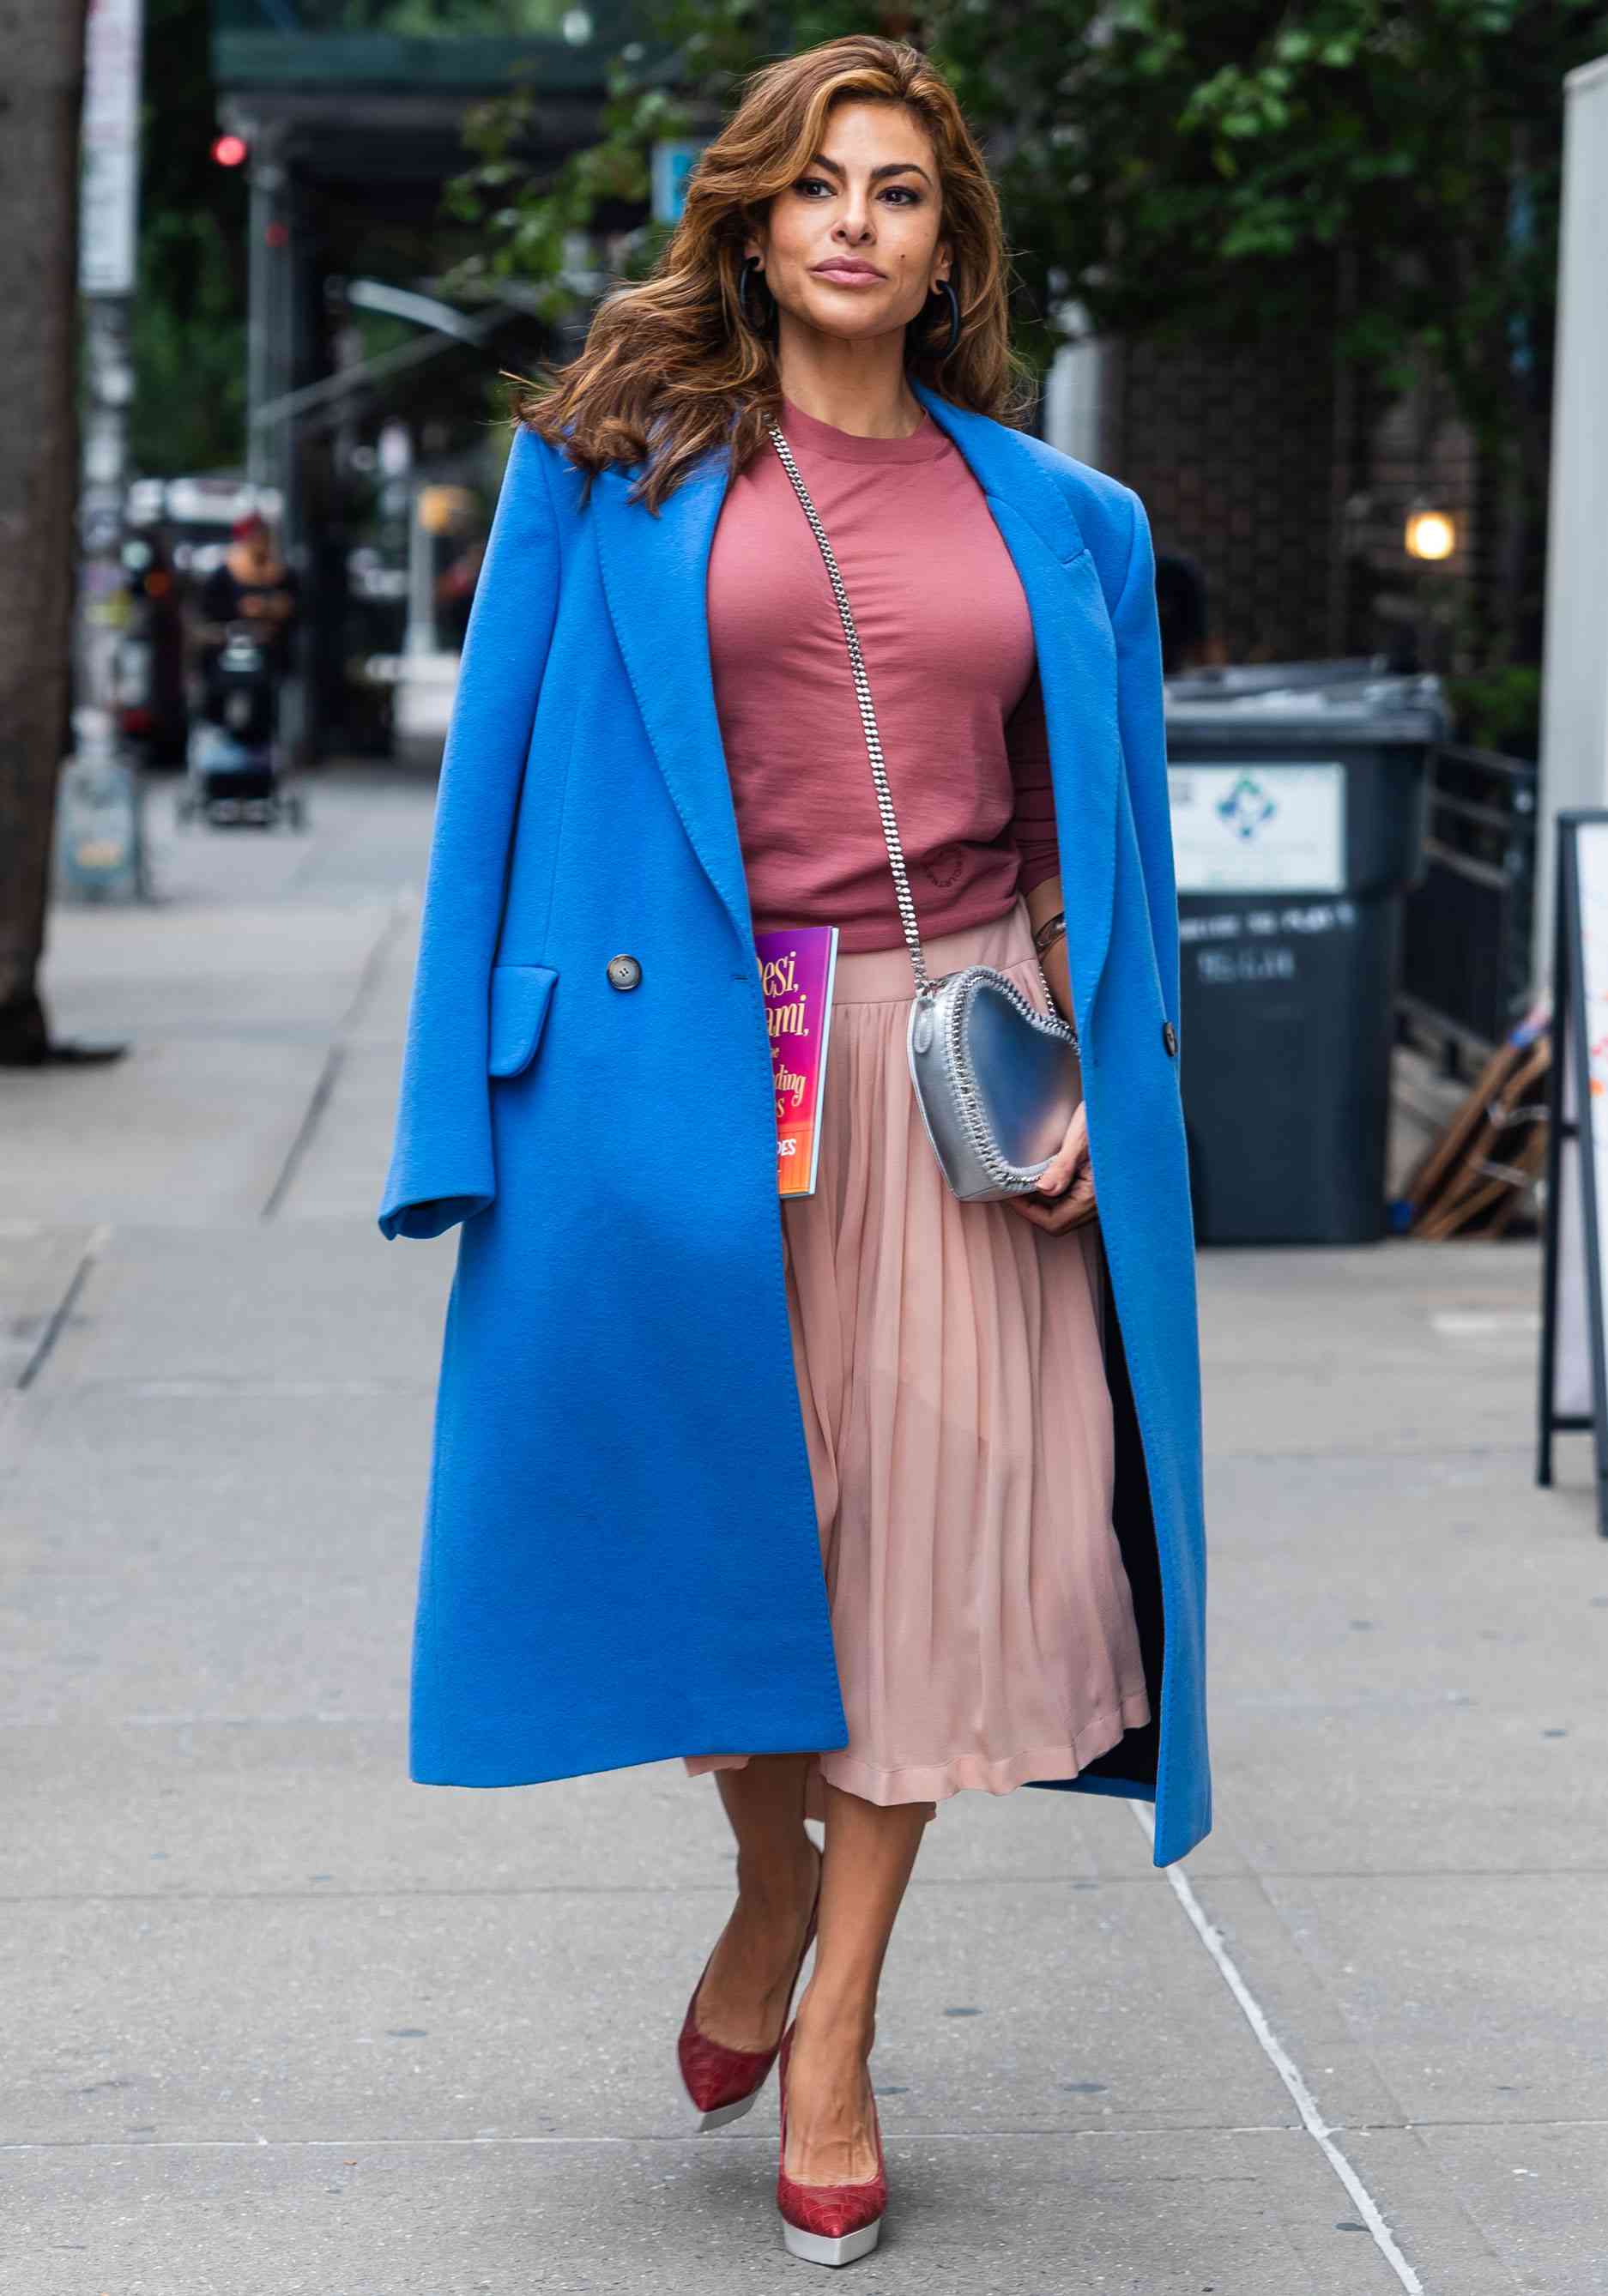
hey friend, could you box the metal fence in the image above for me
[1398,744,1538,1068]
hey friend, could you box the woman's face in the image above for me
[747,100,951,351]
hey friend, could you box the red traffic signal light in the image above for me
[212,132,249,169]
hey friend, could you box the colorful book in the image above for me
[754,924,839,1198]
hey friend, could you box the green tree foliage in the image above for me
[453,0,1599,402]
[130,0,249,475]
[313,1,569,27]
[130,206,248,475]
[447,0,1606,657]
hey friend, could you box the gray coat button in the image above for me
[1162,1020,1178,1057]
[606,953,642,991]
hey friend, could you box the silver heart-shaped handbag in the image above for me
[767,418,1082,1204]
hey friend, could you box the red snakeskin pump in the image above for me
[676,1840,823,2131]
[775,2016,887,2267]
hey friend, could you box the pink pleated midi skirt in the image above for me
[684,893,1152,1822]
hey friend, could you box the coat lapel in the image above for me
[909,379,1122,1040]
[592,446,755,955]
[593,384,1123,1033]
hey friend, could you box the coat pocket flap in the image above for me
[487,963,558,1078]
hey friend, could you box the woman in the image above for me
[192,512,299,725]
[378,33,1208,2271]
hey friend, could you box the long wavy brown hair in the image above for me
[516,33,1037,511]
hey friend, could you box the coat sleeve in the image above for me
[1111,486,1180,1041]
[377,426,560,1241]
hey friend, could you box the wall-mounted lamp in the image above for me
[1405,505,1457,561]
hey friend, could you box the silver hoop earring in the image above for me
[738,255,777,340]
[933,277,961,359]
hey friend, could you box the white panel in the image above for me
[1043,310,1109,468]
[1168,762,1346,893]
[1553,818,1608,1420]
[80,0,144,298]
[1536,57,1608,979]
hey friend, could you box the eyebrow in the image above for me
[805,153,934,187]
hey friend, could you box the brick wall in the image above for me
[1097,329,1478,669]
[1102,330,1339,663]
[1339,366,1478,673]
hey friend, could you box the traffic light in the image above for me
[211,132,248,169]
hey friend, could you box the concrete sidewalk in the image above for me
[3,764,1603,2294]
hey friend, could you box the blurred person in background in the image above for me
[436,533,487,651]
[190,512,299,730]
[378,33,1207,2271]
[1155,547,1211,674]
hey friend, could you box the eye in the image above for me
[793,174,922,204]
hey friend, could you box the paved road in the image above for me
[3,765,1603,2293]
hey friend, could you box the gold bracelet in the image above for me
[1031,909,1067,958]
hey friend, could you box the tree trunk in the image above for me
[0,0,88,1055]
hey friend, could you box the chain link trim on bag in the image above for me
[932,967,1081,1191]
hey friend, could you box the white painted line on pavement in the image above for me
[1430,1309,1540,1339]
[1130,1802,1425,2295]
[11,1220,112,1393]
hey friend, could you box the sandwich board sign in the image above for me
[1538,810,1608,1536]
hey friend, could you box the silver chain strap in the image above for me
[766,417,1064,1019]
[766,418,939,999]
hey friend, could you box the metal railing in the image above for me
[1398,743,1538,1069]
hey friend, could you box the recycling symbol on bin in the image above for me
[1216,771,1278,842]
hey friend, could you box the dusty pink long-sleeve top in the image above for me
[706,392,1060,956]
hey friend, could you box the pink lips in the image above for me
[812,262,883,284]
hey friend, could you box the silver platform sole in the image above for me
[695,2086,760,2133]
[781,2214,883,2267]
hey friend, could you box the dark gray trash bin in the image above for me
[1163,674,1446,1245]
[1164,655,1389,704]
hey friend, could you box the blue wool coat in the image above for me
[378,376,1210,1868]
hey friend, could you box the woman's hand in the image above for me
[1007,1103,1097,1234]
[1014,880,1093,1233]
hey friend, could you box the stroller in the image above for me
[178,622,305,830]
